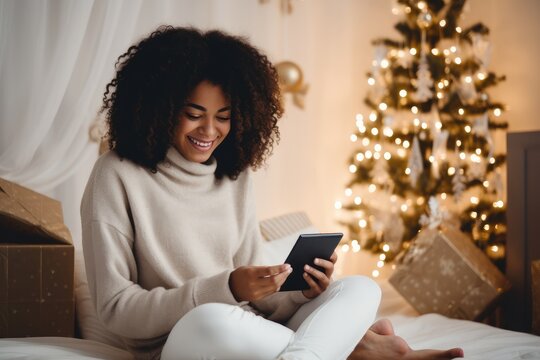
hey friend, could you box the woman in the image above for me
[82,26,463,360]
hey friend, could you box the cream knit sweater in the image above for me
[81,147,309,358]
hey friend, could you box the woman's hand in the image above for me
[229,264,292,302]
[302,251,338,299]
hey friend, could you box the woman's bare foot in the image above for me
[347,319,464,360]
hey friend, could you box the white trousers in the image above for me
[161,276,381,360]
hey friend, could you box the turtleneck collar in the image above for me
[157,147,218,189]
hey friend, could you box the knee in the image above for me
[336,275,382,306]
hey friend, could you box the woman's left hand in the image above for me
[302,251,338,299]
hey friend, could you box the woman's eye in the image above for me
[185,113,202,120]
[216,116,230,122]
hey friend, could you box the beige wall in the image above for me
[253,0,540,231]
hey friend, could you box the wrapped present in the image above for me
[0,177,74,337]
[389,226,510,321]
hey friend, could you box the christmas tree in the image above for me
[335,0,508,271]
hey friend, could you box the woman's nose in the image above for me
[199,117,218,136]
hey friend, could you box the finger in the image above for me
[260,266,292,287]
[303,272,322,293]
[256,264,291,278]
[313,257,334,271]
[330,251,338,263]
[304,265,330,290]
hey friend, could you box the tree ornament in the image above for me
[276,61,309,109]
[419,196,449,229]
[457,75,478,105]
[407,136,424,187]
[431,130,449,178]
[471,33,492,68]
[412,52,434,102]
[452,165,466,201]
[472,112,494,157]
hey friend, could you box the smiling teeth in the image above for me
[189,136,212,147]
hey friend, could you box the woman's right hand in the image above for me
[229,264,292,302]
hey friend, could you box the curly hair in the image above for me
[101,26,282,179]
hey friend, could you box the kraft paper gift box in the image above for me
[389,226,510,321]
[0,177,74,338]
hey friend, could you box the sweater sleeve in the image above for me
[81,157,241,339]
[232,171,311,322]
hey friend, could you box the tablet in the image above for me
[279,233,343,292]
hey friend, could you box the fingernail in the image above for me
[287,267,293,273]
[314,258,320,265]
[304,265,310,270]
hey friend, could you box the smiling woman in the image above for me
[175,81,231,164]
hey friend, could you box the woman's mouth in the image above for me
[188,136,214,150]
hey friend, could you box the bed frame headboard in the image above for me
[504,130,540,333]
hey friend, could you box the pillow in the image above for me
[259,212,319,265]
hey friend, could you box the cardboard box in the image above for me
[389,226,511,321]
[0,178,74,337]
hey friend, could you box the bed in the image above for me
[1,211,540,359]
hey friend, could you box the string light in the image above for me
[441,193,447,200]
[428,155,434,163]
[489,157,496,164]
[454,57,462,64]
[379,254,386,261]
[401,204,408,212]
[483,180,489,188]
[450,46,457,53]
[373,152,381,159]
[349,164,357,173]
[342,244,350,252]
[437,92,444,99]
[411,106,419,114]
[377,260,385,268]
[354,196,362,205]
[362,138,370,146]
[413,118,420,127]
[439,19,446,27]
[368,184,377,193]
[475,148,482,155]
[345,188,353,196]
[456,26,462,33]
[383,127,394,137]
[421,122,428,129]
[403,140,410,148]
[456,139,462,147]
[416,196,425,205]
[458,108,465,115]
[481,213,487,221]
[379,103,388,111]
[381,59,390,68]
[405,167,411,175]
[399,89,407,97]
[464,76,472,83]
[371,128,379,135]
[410,48,417,56]
[484,224,490,231]
[448,167,456,175]
[369,111,377,121]
[368,77,375,85]
[465,125,471,133]
[431,48,440,56]
[494,200,504,208]
[470,196,480,205]
[365,150,373,159]
[382,244,390,252]
[350,134,358,142]
[384,152,392,160]
[397,148,406,157]
[494,108,502,117]
[352,240,361,252]
[459,152,466,160]
[395,138,402,145]
[359,219,367,228]
[374,143,382,152]
[477,72,487,80]
[356,153,365,161]
[372,270,380,278]
[334,201,342,209]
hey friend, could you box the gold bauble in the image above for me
[276,61,304,92]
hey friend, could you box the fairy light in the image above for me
[459,152,466,160]
[379,254,386,261]
[373,152,381,160]
[484,224,490,231]
[350,134,358,142]
[371,128,379,136]
[383,127,393,137]
[334,201,342,209]
[494,200,504,208]
[437,92,444,99]
[377,260,385,268]
[477,72,487,80]
[428,155,434,163]
[405,167,411,175]
[392,6,400,15]
[421,122,428,129]
[417,1,427,10]
[494,108,502,117]
[365,150,373,159]
[431,48,440,56]
[379,102,388,111]
[455,57,462,64]
[382,244,390,252]
[399,89,408,97]
[403,140,410,148]
[435,121,442,130]
[413,118,420,127]
[491,245,499,253]
[438,81,445,89]
[401,204,408,212]
[374,143,382,152]
[489,157,496,164]
[381,59,390,68]
[362,137,370,146]
[456,139,462,147]
[483,180,489,188]
[356,114,365,129]
[456,26,462,33]
[410,48,417,56]
[443,49,451,56]
[441,192,447,200]
[345,188,353,196]
[369,111,377,121]
[417,196,425,205]
[384,152,392,160]
[458,108,465,115]
[342,244,350,253]
[481,213,487,221]
[368,184,377,193]
[354,196,362,205]
[450,46,457,53]
[411,106,419,114]
[398,148,406,157]
[372,270,380,278]
[465,125,471,133]
[471,211,477,219]
[359,126,366,133]
[359,219,367,228]
[439,19,447,27]
[368,77,375,85]
[448,167,456,175]
[352,240,361,252]
[465,76,473,83]
[356,153,365,161]
[475,148,482,155]
[471,154,481,163]
[395,138,402,145]
[349,164,357,173]
[443,79,449,86]
[470,196,480,205]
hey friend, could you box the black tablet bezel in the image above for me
[279,232,343,292]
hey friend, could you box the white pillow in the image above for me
[261,226,319,265]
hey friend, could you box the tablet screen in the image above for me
[279,233,343,292]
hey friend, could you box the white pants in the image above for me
[161,276,381,360]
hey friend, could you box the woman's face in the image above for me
[174,81,231,163]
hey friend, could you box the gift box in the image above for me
[389,226,511,321]
[0,177,74,337]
